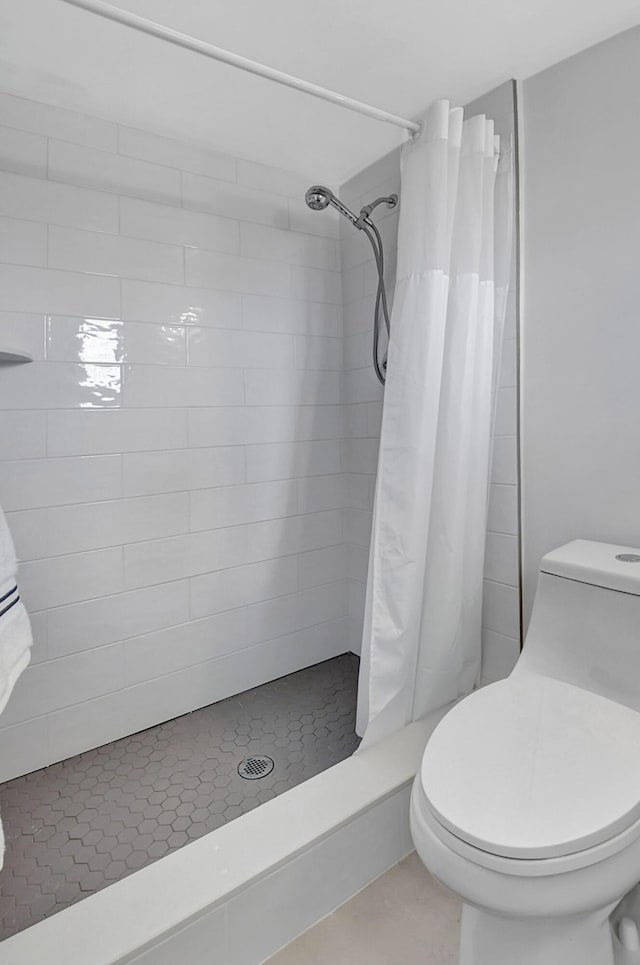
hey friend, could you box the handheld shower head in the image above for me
[305,185,334,210]
[304,184,360,227]
[304,183,398,386]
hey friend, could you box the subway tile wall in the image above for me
[339,82,521,680]
[0,91,348,781]
[0,84,519,779]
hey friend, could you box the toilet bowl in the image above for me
[410,540,640,965]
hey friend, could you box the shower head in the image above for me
[305,185,334,210]
[305,184,360,227]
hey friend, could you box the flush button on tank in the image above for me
[615,554,640,563]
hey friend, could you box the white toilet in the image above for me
[410,540,640,965]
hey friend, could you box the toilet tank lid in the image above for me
[541,540,640,595]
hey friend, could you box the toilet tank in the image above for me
[514,540,640,711]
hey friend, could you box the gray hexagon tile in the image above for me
[0,654,359,940]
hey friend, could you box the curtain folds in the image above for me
[357,100,513,746]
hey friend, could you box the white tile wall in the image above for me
[338,81,521,674]
[0,92,351,781]
[48,226,185,284]
[0,92,117,151]
[117,126,236,182]
[0,217,47,266]
[0,85,518,778]
[0,170,119,232]
[0,311,45,360]
[48,139,182,205]
[119,197,239,254]
[121,279,242,328]
[0,125,47,178]
[181,173,290,229]
[0,264,121,316]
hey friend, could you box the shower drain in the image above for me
[237,755,275,780]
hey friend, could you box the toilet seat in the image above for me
[420,676,640,860]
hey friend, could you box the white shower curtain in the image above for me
[357,100,513,746]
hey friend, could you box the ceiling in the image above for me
[0,0,638,182]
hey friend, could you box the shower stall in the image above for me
[0,102,362,934]
[0,56,402,947]
[0,3,519,957]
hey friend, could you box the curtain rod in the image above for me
[60,0,421,136]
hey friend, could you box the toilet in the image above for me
[410,540,640,965]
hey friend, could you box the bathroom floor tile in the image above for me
[0,653,359,940]
[267,852,462,965]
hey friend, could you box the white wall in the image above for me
[521,26,640,621]
[0,91,350,781]
[339,82,521,682]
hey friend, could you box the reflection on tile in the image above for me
[0,362,121,410]
[47,316,120,362]
[78,363,122,407]
[46,316,186,365]
[121,279,242,328]
[0,654,359,939]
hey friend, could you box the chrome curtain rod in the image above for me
[60,0,421,137]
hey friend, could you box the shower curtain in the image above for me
[356,99,513,745]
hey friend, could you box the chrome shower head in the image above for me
[305,185,334,210]
[304,184,360,227]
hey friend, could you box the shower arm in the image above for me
[357,195,398,227]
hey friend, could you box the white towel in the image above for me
[0,505,33,867]
[0,580,32,715]
[0,506,31,707]
[0,503,17,583]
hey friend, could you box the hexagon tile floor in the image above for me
[0,653,360,940]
